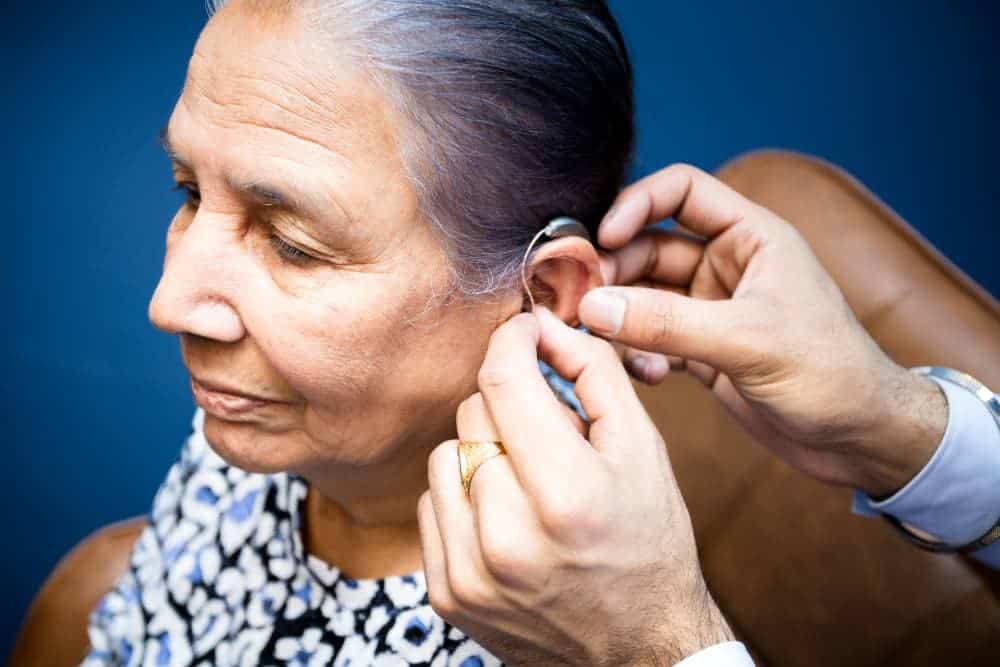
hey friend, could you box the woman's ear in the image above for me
[526,236,603,326]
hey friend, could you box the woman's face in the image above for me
[150,3,517,474]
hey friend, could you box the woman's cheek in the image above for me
[260,296,399,400]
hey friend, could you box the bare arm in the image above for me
[10,517,146,667]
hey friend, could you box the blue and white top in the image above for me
[83,409,502,667]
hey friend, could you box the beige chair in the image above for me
[12,150,1000,666]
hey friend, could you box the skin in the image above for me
[421,309,735,666]
[579,164,947,499]
[150,2,512,575]
[422,164,953,666]
[149,1,601,581]
[142,2,948,664]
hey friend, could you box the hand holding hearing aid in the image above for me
[580,163,947,499]
[419,307,735,667]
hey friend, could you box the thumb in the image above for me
[579,287,746,371]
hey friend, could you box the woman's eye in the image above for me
[172,182,201,208]
[268,233,315,265]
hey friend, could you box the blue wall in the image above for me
[4,0,997,657]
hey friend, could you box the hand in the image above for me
[418,308,734,666]
[579,163,947,498]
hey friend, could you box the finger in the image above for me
[477,313,595,496]
[607,292,679,385]
[417,490,457,619]
[457,393,503,443]
[596,250,616,286]
[457,393,531,489]
[458,388,591,465]
[468,454,546,588]
[560,402,589,437]
[534,306,649,456]
[426,440,489,595]
[687,224,765,300]
[686,359,720,387]
[456,395,548,590]
[599,164,755,250]
[579,286,750,371]
[604,229,706,288]
[688,253,733,302]
[622,348,671,385]
[468,448,525,511]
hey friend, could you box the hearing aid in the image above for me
[520,217,592,309]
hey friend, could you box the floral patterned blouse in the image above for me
[82,409,503,667]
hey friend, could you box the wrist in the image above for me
[848,364,947,498]
[630,584,735,666]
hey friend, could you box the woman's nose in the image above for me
[148,213,246,343]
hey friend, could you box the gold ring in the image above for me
[458,440,507,495]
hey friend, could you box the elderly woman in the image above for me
[20,2,993,666]
[18,1,696,665]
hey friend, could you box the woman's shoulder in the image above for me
[83,410,305,664]
[11,516,147,667]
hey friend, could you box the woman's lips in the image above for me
[189,377,277,420]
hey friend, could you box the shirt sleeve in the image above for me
[853,376,1000,568]
[674,642,755,667]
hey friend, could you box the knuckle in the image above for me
[641,298,680,349]
[667,162,705,185]
[589,337,622,367]
[670,162,700,176]
[426,581,457,620]
[769,212,801,238]
[537,494,589,542]
[456,393,485,425]
[448,568,491,611]
[417,490,437,526]
[536,476,614,545]
[479,527,531,585]
[417,490,432,516]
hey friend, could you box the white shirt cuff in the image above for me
[853,375,1000,566]
[674,641,754,667]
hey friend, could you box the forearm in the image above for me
[852,370,1000,567]
[846,366,948,499]
[635,586,746,667]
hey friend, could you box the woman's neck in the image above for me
[298,432,444,580]
[302,485,426,579]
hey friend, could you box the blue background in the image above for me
[4,0,997,657]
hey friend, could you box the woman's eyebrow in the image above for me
[230,179,330,223]
[159,126,336,223]
[160,126,192,170]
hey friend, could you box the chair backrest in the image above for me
[635,150,1000,666]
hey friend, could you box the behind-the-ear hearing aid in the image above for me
[520,217,591,309]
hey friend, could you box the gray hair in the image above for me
[208,0,634,299]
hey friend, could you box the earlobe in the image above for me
[526,237,603,326]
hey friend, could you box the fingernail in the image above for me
[580,289,626,336]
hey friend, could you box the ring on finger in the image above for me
[457,440,507,495]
